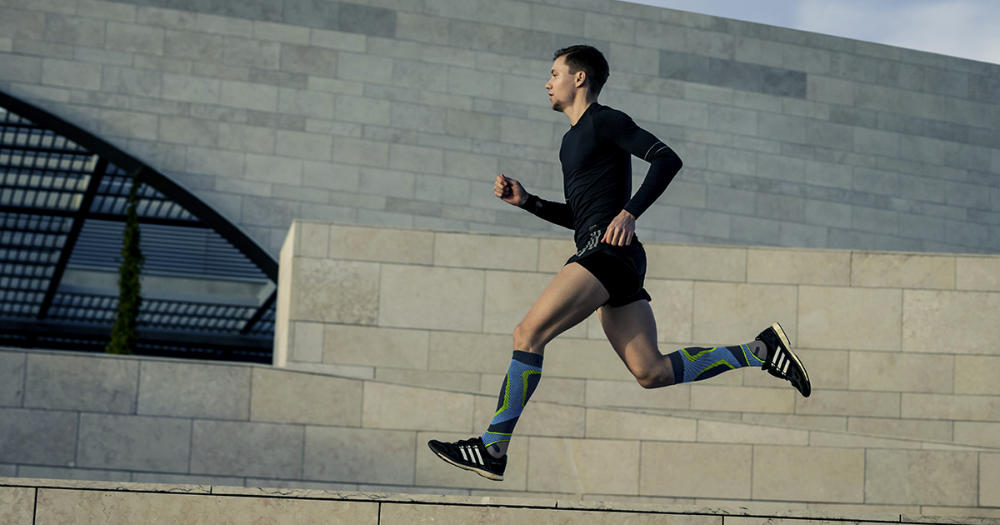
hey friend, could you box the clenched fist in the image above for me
[494,173,528,206]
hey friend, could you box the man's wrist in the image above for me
[518,194,535,208]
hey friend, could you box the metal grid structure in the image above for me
[0,90,277,363]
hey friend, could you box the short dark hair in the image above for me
[553,45,610,97]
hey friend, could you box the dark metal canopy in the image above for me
[0,89,277,363]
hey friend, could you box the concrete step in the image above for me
[3,476,999,524]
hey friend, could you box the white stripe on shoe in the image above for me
[460,447,468,462]
[473,447,485,466]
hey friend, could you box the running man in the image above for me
[428,45,810,481]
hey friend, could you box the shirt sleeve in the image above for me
[518,194,575,230]
[597,108,683,219]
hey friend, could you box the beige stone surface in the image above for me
[379,264,484,331]
[375,368,481,392]
[982,453,1000,507]
[643,278,695,343]
[585,408,697,442]
[850,252,955,289]
[795,390,901,418]
[848,351,954,393]
[527,437,639,495]
[34,488,378,525]
[328,224,434,264]
[798,286,901,351]
[483,270,561,334]
[807,432,921,450]
[753,445,864,503]
[640,442,752,498]
[747,248,851,286]
[585,379,691,410]
[743,348,847,390]
[742,413,848,433]
[473,397,585,439]
[543,337,633,381]
[291,258,380,324]
[363,382,474,432]
[901,393,1000,421]
[380,503,718,524]
[304,426,415,485]
[953,422,1000,448]
[956,256,1000,291]
[428,332,513,373]
[434,232,539,270]
[902,290,1000,355]
[645,244,747,282]
[690,385,796,414]
[275,224,296,367]
[137,361,249,419]
[865,449,979,506]
[692,282,797,346]
[294,220,330,258]
[290,321,323,363]
[0,487,33,525]
[415,431,528,491]
[250,368,362,426]
[322,324,429,369]
[846,417,953,443]
[537,237,577,273]
[696,420,809,446]
[955,356,1000,395]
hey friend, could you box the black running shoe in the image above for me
[427,437,506,481]
[756,322,811,397]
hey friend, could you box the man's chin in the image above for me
[551,102,563,112]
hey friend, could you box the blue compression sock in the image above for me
[481,350,542,451]
[667,343,766,384]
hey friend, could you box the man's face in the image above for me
[545,55,577,112]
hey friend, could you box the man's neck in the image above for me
[565,95,597,126]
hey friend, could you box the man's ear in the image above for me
[575,70,587,88]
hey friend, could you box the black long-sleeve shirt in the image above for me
[520,102,682,249]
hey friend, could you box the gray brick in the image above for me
[44,13,106,47]
[384,197,443,217]
[805,199,851,228]
[276,87,334,119]
[219,80,277,112]
[414,174,471,205]
[137,361,250,420]
[333,94,391,125]
[281,0,337,30]
[241,195,300,227]
[730,215,781,245]
[530,3,584,36]
[336,51,392,83]
[707,147,755,176]
[164,29,224,62]
[394,11,449,46]
[219,122,276,153]
[280,43,338,76]
[899,213,945,242]
[756,192,805,222]
[392,59,448,93]
[360,167,414,199]
[854,167,900,196]
[19,466,131,482]
[805,120,854,151]
[757,112,807,144]
[852,205,898,235]
[105,21,163,54]
[779,221,828,248]
[186,145,245,176]
[245,153,303,185]
[708,104,757,136]
[276,129,331,161]
[923,66,968,98]
[706,185,755,215]
[0,55,42,83]
[391,101,446,134]
[0,352,24,407]
[223,36,281,69]
[0,8,45,41]
[78,413,191,472]
[253,21,309,45]
[447,66,501,99]
[191,421,304,479]
[162,73,220,104]
[74,47,133,67]
[945,218,990,248]
[333,136,389,167]
[41,58,101,90]
[14,39,74,60]
[389,143,443,174]
[158,115,218,146]
[0,408,77,465]
[336,2,395,37]
[805,160,852,189]
[25,353,137,413]
[679,208,730,239]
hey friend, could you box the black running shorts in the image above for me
[565,227,651,307]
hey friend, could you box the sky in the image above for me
[623,0,1000,65]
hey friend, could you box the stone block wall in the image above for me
[277,222,1000,449]
[1,0,998,256]
[2,347,998,517]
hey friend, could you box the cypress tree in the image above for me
[106,173,144,355]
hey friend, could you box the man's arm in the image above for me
[519,194,575,230]
[600,109,683,218]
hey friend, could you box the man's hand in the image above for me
[495,173,528,206]
[601,209,636,246]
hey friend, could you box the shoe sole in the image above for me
[771,322,811,398]
[429,445,503,481]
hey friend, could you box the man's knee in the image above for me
[513,323,545,353]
